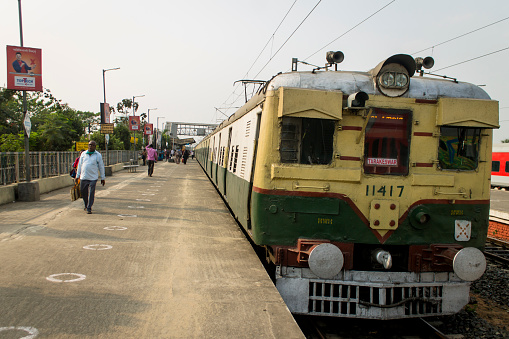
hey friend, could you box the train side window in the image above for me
[505,161,509,173]
[233,146,239,173]
[438,127,481,170]
[280,117,335,165]
[492,161,500,172]
[363,109,411,175]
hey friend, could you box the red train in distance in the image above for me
[491,143,509,189]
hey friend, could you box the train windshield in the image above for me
[438,127,481,170]
[363,108,411,175]
[280,117,335,164]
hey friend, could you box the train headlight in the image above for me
[370,54,415,97]
[308,243,344,279]
[379,72,409,89]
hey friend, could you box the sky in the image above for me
[1,0,509,142]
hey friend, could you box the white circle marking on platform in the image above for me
[83,244,112,251]
[117,214,137,217]
[104,226,127,231]
[46,273,86,283]
[0,326,39,339]
[136,199,151,201]
[128,206,145,209]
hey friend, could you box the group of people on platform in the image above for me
[71,140,195,215]
[140,147,194,166]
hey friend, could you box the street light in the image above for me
[145,108,157,147]
[147,108,157,124]
[132,94,145,162]
[102,67,120,166]
[157,116,164,150]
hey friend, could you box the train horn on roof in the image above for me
[326,51,344,64]
[415,56,434,70]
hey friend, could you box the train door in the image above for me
[247,110,262,230]
[214,133,221,185]
[224,127,232,197]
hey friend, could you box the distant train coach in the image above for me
[196,52,499,319]
[491,143,509,189]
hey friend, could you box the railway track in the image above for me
[486,213,509,266]
[296,315,451,338]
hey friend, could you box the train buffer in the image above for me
[0,161,303,338]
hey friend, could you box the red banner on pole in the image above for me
[129,116,140,131]
[144,123,153,135]
[6,45,42,92]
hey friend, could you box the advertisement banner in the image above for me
[6,45,42,91]
[144,123,153,135]
[129,116,140,131]
[100,103,110,123]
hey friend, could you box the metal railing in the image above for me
[0,150,133,185]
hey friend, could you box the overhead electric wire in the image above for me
[432,46,509,72]
[217,0,300,118]
[412,16,509,55]
[244,0,298,78]
[253,0,322,79]
[303,0,396,61]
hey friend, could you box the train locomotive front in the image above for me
[196,53,499,320]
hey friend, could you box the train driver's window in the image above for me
[280,117,335,165]
[438,127,481,170]
[363,109,411,175]
[492,161,500,172]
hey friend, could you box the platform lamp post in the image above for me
[16,0,40,201]
[147,108,157,146]
[157,116,164,151]
[102,67,120,166]
[132,95,145,162]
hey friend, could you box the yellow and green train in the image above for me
[195,53,499,319]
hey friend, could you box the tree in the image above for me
[502,139,509,143]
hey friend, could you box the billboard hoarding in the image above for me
[129,116,140,131]
[144,123,153,135]
[100,103,110,123]
[6,45,42,92]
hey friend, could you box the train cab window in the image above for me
[363,109,411,175]
[492,161,500,172]
[280,117,335,165]
[438,127,481,170]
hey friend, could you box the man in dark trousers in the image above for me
[146,144,158,176]
[75,141,105,214]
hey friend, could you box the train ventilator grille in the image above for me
[308,281,443,317]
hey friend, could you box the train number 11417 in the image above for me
[366,185,404,197]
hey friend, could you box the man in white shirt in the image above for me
[75,140,105,214]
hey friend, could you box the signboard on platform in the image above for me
[6,45,42,92]
[101,123,114,134]
[76,142,88,151]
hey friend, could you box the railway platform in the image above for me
[0,160,304,338]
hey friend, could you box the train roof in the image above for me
[268,70,491,101]
[204,69,492,140]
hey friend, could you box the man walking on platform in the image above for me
[75,140,105,214]
[146,144,158,177]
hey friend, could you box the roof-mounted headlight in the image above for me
[380,72,409,89]
[369,54,415,97]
